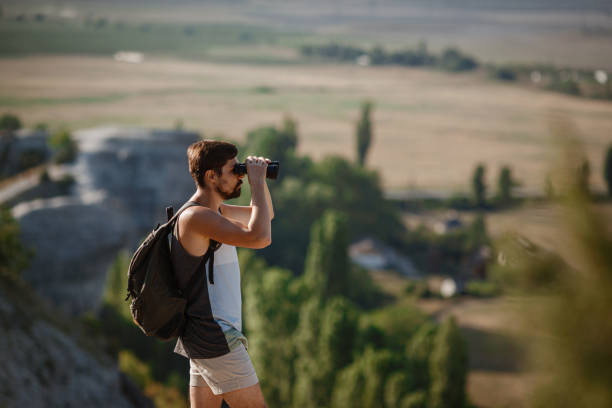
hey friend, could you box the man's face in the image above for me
[214,157,243,200]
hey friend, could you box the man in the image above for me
[171,140,272,408]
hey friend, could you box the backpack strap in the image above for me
[173,201,222,286]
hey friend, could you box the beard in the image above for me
[217,180,242,200]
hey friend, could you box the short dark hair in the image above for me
[187,140,238,188]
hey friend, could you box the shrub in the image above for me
[490,66,517,81]
[0,113,22,131]
[465,280,500,297]
[49,129,78,163]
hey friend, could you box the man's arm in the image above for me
[188,156,272,249]
[221,181,274,226]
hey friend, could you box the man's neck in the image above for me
[189,187,222,212]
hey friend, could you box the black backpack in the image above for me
[125,202,220,341]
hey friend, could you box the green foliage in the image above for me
[330,347,401,408]
[605,144,612,197]
[91,252,189,402]
[361,348,399,408]
[241,116,298,169]
[318,297,359,380]
[119,349,151,389]
[428,316,468,408]
[466,213,489,251]
[245,266,299,407]
[384,372,414,408]
[548,77,581,96]
[238,117,404,273]
[301,42,478,73]
[400,391,427,408]
[118,350,186,408]
[471,163,486,207]
[303,210,349,300]
[496,134,612,406]
[48,128,78,163]
[404,279,432,298]
[406,321,438,391]
[0,207,32,279]
[465,280,500,297]
[363,302,428,353]
[331,361,366,408]
[0,113,21,131]
[356,101,373,167]
[103,251,131,320]
[292,297,324,407]
[438,48,478,72]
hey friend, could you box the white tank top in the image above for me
[206,243,242,332]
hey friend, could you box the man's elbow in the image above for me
[254,236,272,249]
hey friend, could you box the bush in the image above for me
[465,280,500,297]
[549,78,581,96]
[0,207,33,279]
[18,149,46,170]
[0,113,22,131]
[404,279,432,298]
[439,48,478,72]
[49,129,78,163]
[490,66,517,81]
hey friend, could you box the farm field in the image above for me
[1,55,612,194]
[2,0,612,69]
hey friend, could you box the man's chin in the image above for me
[226,187,241,200]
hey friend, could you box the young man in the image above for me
[171,140,272,408]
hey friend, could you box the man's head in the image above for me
[187,140,242,199]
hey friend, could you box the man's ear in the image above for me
[204,169,216,185]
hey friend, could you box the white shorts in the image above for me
[189,344,259,395]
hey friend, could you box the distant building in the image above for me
[349,237,421,278]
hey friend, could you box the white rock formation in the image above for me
[14,126,201,315]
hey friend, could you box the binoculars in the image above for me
[233,161,280,180]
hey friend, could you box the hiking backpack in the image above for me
[125,202,220,341]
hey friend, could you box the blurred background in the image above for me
[1,1,611,407]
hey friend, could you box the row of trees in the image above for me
[301,42,611,100]
[301,42,478,73]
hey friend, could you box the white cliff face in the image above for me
[0,279,144,408]
[14,126,201,315]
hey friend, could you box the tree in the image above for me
[496,166,516,205]
[0,113,22,131]
[384,372,413,408]
[428,316,468,408]
[49,128,78,163]
[244,267,298,407]
[355,101,373,166]
[331,362,366,408]
[292,298,324,407]
[317,297,359,399]
[303,210,349,299]
[471,163,486,207]
[405,321,437,391]
[577,157,590,196]
[466,213,489,252]
[605,144,612,197]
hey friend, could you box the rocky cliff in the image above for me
[13,126,201,315]
[0,274,150,408]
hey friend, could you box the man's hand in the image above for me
[245,156,270,184]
